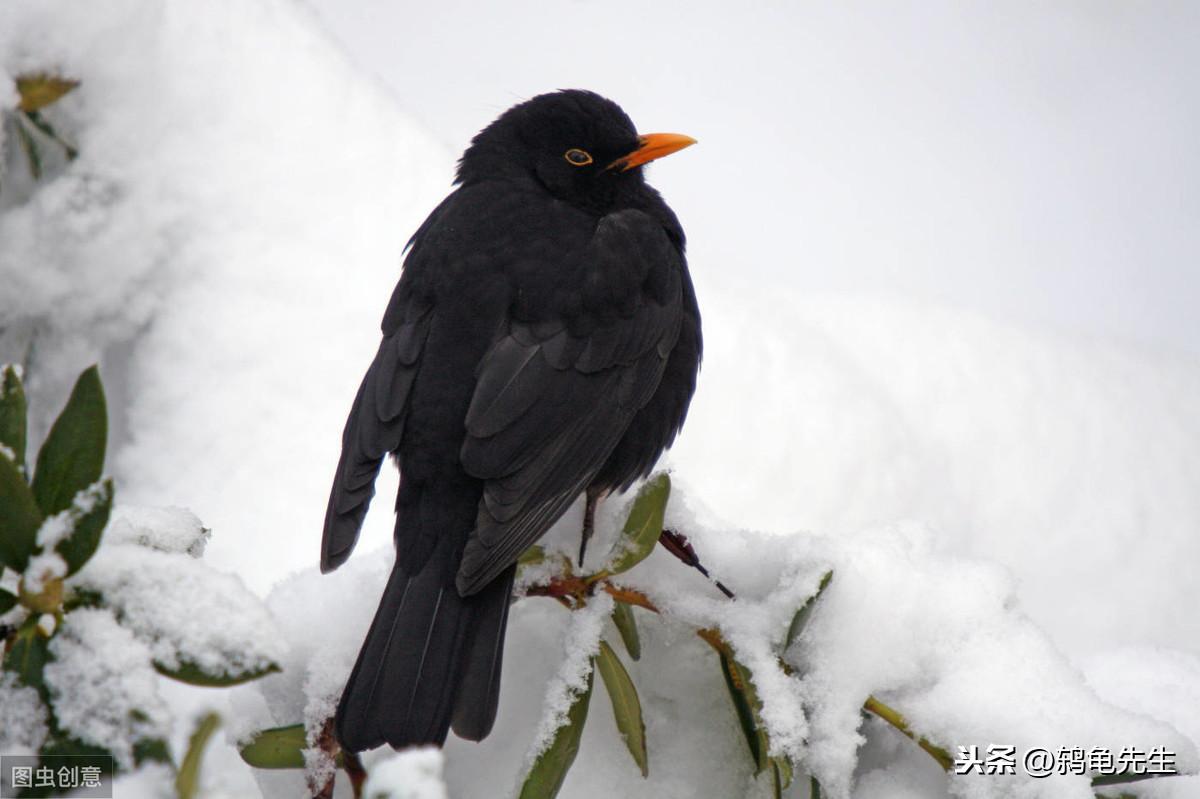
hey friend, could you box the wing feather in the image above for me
[321,303,432,572]
[455,210,685,594]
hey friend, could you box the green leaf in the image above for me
[718,650,769,775]
[606,473,671,575]
[785,571,833,650]
[63,587,104,612]
[775,756,793,790]
[3,615,50,697]
[21,111,77,161]
[239,723,307,769]
[771,757,793,798]
[519,666,595,799]
[810,775,821,799]
[54,478,113,576]
[16,74,80,112]
[0,364,27,468]
[177,712,221,798]
[156,658,280,687]
[518,544,547,566]
[0,588,17,614]
[0,451,42,571]
[14,113,42,181]
[133,736,173,767]
[32,365,107,517]
[611,600,641,661]
[596,639,648,777]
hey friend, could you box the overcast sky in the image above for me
[306,0,1200,357]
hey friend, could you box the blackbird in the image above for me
[321,89,701,752]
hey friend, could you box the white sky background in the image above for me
[305,0,1200,357]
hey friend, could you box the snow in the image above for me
[44,608,172,769]
[34,479,109,549]
[363,748,448,799]
[244,495,1199,799]
[70,518,286,681]
[0,671,49,755]
[668,291,1200,657]
[105,505,210,557]
[3,0,1200,796]
[523,591,613,766]
[0,0,449,588]
[1082,647,1200,764]
[20,550,65,593]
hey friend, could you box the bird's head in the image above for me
[455,89,695,213]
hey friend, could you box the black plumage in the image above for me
[321,89,701,752]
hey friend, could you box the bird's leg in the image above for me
[578,486,604,568]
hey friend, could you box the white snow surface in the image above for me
[0,0,449,588]
[20,550,65,594]
[522,591,613,768]
[44,607,172,769]
[3,0,1200,796]
[105,505,210,557]
[241,501,1198,799]
[0,671,48,755]
[71,521,286,680]
[363,747,448,799]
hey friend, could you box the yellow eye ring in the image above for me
[564,148,593,166]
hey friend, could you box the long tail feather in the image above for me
[335,550,514,751]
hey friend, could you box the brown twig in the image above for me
[309,717,338,799]
[660,528,736,598]
[342,749,367,799]
[601,584,660,613]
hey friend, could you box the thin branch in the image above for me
[660,528,735,598]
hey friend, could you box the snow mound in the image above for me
[249,488,1197,799]
[44,608,172,769]
[105,505,210,556]
[72,523,286,681]
[669,290,1200,657]
[0,0,451,590]
[363,748,448,799]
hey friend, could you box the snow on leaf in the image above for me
[35,478,112,576]
[70,541,286,685]
[0,670,48,754]
[44,608,170,770]
[104,505,210,557]
[520,668,595,799]
[20,550,65,595]
[522,592,612,766]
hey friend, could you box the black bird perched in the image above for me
[321,89,701,752]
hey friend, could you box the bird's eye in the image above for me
[564,148,593,166]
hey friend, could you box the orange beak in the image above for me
[609,132,697,171]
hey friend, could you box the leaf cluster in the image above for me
[1,365,278,796]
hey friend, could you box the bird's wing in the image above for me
[321,286,433,572]
[456,209,684,595]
